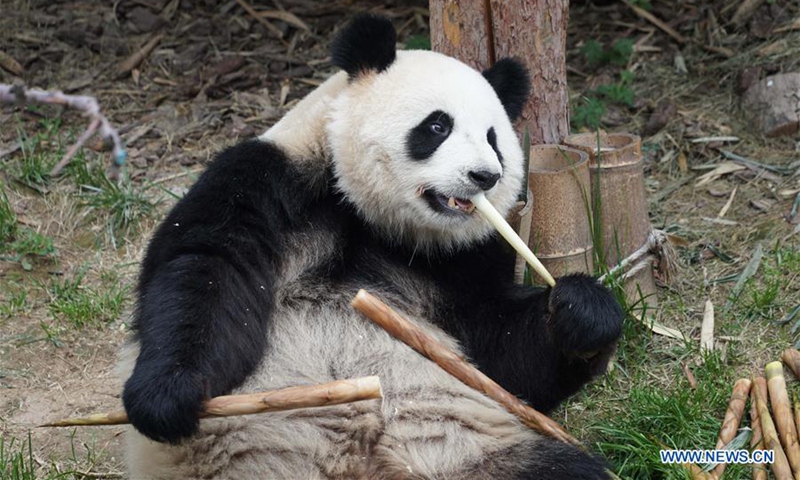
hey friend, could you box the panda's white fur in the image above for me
[325,50,524,252]
[120,14,621,480]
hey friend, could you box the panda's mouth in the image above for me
[423,190,475,216]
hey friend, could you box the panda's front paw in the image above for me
[548,274,623,372]
[123,363,207,444]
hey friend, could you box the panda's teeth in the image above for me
[447,197,457,209]
[466,205,476,214]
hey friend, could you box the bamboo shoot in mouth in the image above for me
[471,192,556,287]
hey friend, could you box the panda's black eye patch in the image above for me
[487,127,503,166]
[406,110,453,161]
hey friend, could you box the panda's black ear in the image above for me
[332,14,397,79]
[482,58,531,121]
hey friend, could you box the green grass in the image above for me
[14,118,66,187]
[45,269,128,329]
[0,282,30,317]
[0,432,116,480]
[77,166,160,248]
[0,434,36,480]
[0,183,17,243]
[586,352,749,479]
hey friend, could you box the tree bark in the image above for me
[429,0,570,145]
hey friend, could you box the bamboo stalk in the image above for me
[751,378,768,480]
[753,375,794,479]
[41,377,383,427]
[472,192,556,287]
[713,378,751,477]
[783,349,800,380]
[795,394,800,455]
[351,289,578,446]
[766,362,800,477]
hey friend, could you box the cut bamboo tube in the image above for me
[713,378,751,477]
[766,362,800,477]
[351,289,577,446]
[795,394,800,453]
[753,375,794,479]
[751,378,768,480]
[472,192,556,287]
[783,349,800,379]
[684,462,715,480]
[41,377,383,427]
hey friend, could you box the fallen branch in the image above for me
[115,33,163,79]
[597,229,675,284]
[351,289,579,447]
[0,84,127,180]
[40,376,382,427]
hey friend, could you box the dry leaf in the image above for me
[695,161,746,186]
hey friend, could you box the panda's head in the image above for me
[327,15,530,253]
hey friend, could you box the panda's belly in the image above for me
[125,279,538,479]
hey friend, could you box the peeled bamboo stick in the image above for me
[753,376,794,480]
[795,394,800,454]
[766,362,800,477]
[472,192,556,287]
[351,289,578,446]
[41,377,383,427]
[713,378,751,477]
[751,379,768,480]
[783,349,800,380]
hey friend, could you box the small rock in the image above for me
[742,73,800,137]
[127,7,167,33]
[643,100,677,136]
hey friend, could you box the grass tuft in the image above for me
[45,269,129,329]
[77,166,160,248]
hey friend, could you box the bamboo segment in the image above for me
[41,377,383,427]
[783,349,800,380]
[751,378,768,480]
[472,192,556,287]
[713,378,751,477]
[753,376,794,479]
[351,289,578,446]
[766,362,800,477]
[795,394,800,456]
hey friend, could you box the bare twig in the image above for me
[622,0,686,44]
[0,84,127,179]
[40,376,382,427]
[598,229,673,284]
[234,0,287,41]
[351,289,580,447]
[115,33,163,78]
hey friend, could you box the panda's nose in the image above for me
[468,170,501,190]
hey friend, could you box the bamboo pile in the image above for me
[694,349,800,480]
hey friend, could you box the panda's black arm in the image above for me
[123,140,324,444]
[434,240,623,413]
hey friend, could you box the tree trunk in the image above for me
[429,0,570,145]
[430,0,571,284]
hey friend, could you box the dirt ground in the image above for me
[1,0,799,478]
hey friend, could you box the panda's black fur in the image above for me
[122,14,623,479]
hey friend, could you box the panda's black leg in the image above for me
[515,439,611,480]
[123,254,274,444]
[452,273,623,413]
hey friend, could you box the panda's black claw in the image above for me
[548,273,623,361]
[123,364,206,444]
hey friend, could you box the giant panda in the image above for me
[119,14,624,479]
